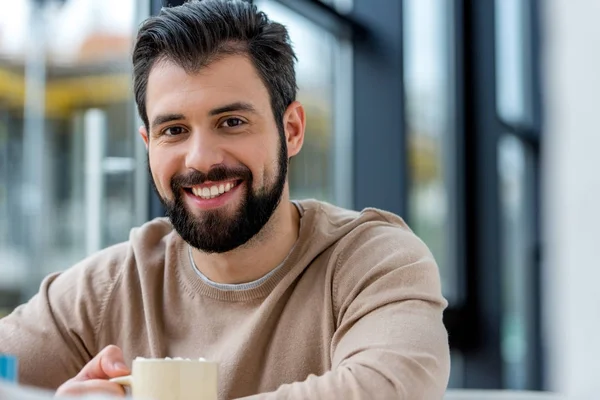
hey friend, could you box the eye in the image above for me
[220,118,245,128]
[162,126,186,136]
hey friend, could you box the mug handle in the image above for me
[110,375,133,387]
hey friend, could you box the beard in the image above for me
[149,134,288,254]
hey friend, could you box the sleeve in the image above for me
[0,252,122,390]
[237,218,450,400]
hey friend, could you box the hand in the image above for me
[55,345,130,397]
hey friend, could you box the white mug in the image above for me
[110,357,218,400]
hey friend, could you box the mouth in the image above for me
[183,179,243,200]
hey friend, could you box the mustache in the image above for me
[171,164,252,189]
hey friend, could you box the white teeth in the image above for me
[191,181,237,199]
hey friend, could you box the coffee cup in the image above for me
[110,357,217,400]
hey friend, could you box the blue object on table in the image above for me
[0,354,18,383]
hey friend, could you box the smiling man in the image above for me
[0,0,450,399]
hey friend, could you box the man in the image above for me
[0,0,450,398]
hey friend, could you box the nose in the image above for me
[184,129,225,173]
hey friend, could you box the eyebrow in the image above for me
[151,113,185,130]
[208,102,258,116]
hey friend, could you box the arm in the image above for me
[0,251,123,390]
[238,218,450,399]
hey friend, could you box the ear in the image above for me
[139,125,149,150]
[283,101,305,158]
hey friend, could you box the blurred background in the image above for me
[0,0,598,397]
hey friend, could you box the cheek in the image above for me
[246,141,278,189]
[149,148,177,195]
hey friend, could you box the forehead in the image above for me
[146,54,271,118]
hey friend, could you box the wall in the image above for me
[543,0,600,397]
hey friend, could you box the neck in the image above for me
[189,191,300,285]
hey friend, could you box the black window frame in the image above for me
[449,0,543,389]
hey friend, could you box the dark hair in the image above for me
[132,0,298,132]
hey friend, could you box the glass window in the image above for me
[0,0,147,310]
[403,0,462,387]
[255,0,353,208]
[403,0,459,304]
[318,0,353,14]
[498,134,537,390]
[495,0,534,127]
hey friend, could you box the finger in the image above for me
[56,379,127,397]
[74,345,130,381]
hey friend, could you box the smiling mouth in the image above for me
[184,179,242,200]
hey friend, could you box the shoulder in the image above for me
[298,201,445,311]
[332,206,436,279]
[297,198,412,232]
[337,207,431,267]
[297,199,426,260]
[48,217,176,298]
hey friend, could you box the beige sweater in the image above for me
[0,200,450,399]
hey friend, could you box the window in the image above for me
[495,0,541,389]
[0,0,147,312]
[255,0,353,208]
[498,134,537,389]
[318,0,353,14]
[403,0,465,387]
[403,0,460,304]
[495,0,535,128]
